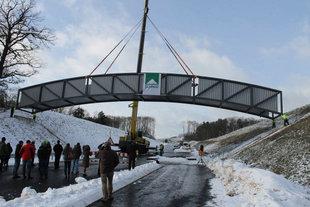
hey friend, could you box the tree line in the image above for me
[184,118,258,141]
[53,107,156,137]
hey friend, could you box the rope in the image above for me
[87,18,143,77]
[147,16,196,77]
[104,20,141,74]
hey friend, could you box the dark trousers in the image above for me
[39,159,49,179]
[128,156,136,170]
[64,161,71,177]
[22,160,32,178]
[13,157,21,176]
[4,155,10,169]
[54,154,61,169]
[0,156,5,172]
[284,119,289,126]
[31,157,35,166]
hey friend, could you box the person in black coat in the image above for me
[126,141,137,170]
[4,143,13,171]
[71,143,82,175]
[13,141,23,178]
[38,141,52,180]
[53,140,63,170]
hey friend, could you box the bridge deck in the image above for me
[17,73,282,119]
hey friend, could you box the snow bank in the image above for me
[205,158,310,207]
[0,162,161,207]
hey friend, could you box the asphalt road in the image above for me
[89,148,215,207]
[0,157,149,201]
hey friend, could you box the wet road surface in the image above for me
[0,157,149,201]
[89,147,215,207]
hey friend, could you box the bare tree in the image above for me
[0,0,54,87]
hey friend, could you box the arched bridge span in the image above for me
[16,73,283,119]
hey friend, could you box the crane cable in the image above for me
[104,20,142,74]
[147,16,196,77]
[87,18,143,77]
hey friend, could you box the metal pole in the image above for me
[136,0,149,73]
[280,92,283,114]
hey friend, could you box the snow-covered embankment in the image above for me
[205,157,310,207]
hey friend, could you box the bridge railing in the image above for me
[17,73,282,119]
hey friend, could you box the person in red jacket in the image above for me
[20,140,35,180]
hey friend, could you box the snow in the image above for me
[204,157,310,207]
[156,149,310,207]
[0,162,161,207]
[0,110,160,151]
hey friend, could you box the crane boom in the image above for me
[130,0,149,140]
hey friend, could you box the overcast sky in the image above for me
[23,0,310,138]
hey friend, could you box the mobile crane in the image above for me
[119,0,150,154]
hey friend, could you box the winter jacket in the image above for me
[38,144,52,160]
[20,143,35,161]
[98,148,119,174]
[0,141,7,157]
[72,145,82,159]
[281,114,288,120]
[82,145,92,168]
[53,144,63,156]
[198,149,204,156]
[15,144,23,159]
[6,144,13,157]
[126,142,137,158]
[63,146,73,161]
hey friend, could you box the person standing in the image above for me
[82,145,92,177]
[10,107,15,118]
[197,145,206,166]
[272,118,276,128]
[72,143,82,175]
[63,143,73,180]
[4,143,13,171]
[281,113,290,126]
[32,111,37,121]
[31,141,36,167]
[159,144,164,156]
[126,141,137,170]
[20,140,35,180]
[13,141,23,179]
[96,142,104,177]
[53,140,63,170]
[98,142,119,202]
[0,137,7,172]
[38,141,52,180]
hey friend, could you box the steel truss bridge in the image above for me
[16,73,283,119]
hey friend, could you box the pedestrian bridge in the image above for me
[16,73,283,119]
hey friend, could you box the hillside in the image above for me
[0,110,159,150]
[198,104,310,186]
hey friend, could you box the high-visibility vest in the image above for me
[281,114,288,120]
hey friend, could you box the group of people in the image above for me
[62,142,93,180]
[0,136,145,202]
[0,137,93,181]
